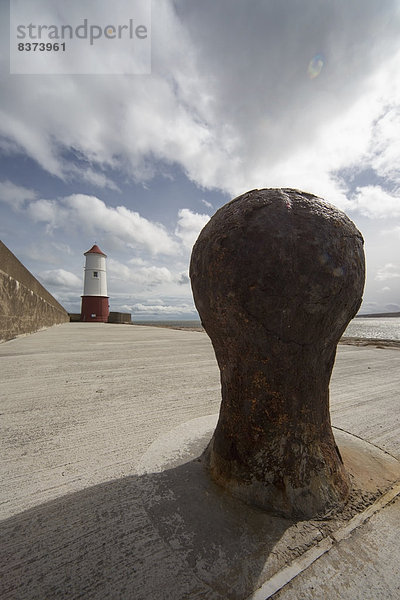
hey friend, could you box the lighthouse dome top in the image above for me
[84,244,107,257]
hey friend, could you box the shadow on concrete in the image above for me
[3,428,400,600]
[1,457,302,600]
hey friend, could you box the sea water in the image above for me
[134,317,400,341]
[343,317,400,341]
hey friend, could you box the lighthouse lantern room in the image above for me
[80,244,110,322]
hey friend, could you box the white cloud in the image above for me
[67,165,121,191]
[64,195,179,255]
[27,199,66,232]
[26,241,73,265]
[0,0,399,207]
[376,263,400,281]
[201,199,213,209]
[367,105,400,185]
[108,258,173,287]
[52,242,73,255]
[388,226,400,239]
[0,107,65,178]
[177,271,190,285]
[0,180,37,209]
[175,208,210,250]
[0,137,21,155]
[129,302,197,316]
[351,186,400,219]
[0,0,218,186]
[38,268,81,289]
[170,0,400,198]
[26,193,179,256]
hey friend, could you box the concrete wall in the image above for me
[108,312,131,324]
[69,312,131,324]
[0,241,70,342]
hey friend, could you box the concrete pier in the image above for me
[1,323,400,599]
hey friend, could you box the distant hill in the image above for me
[356,312,400,318]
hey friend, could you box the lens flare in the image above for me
[308,54,325,79]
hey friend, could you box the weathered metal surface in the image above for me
[190,188,365,518]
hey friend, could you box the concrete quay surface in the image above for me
[1,322,400,599]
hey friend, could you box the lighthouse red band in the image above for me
[80,244,110,322]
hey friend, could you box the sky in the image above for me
[1,0,400,319]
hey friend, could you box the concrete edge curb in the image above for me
[246,481,400,600]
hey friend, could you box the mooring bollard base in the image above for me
[203,437,351,520]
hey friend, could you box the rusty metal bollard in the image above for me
[190,188,365,518]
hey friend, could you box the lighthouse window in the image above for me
[93,271,98,278]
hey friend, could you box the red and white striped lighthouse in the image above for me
[80,244,110,322]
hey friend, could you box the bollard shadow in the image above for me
[0,456,321,600]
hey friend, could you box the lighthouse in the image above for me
[80,244,110,322]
